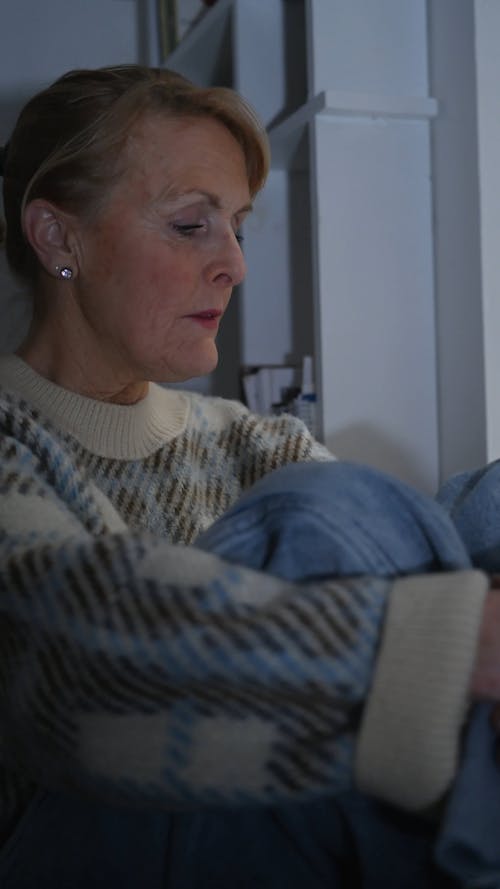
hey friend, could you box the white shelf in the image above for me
[166,0,233,83]
[320,90,438,120]
[269,90,438,168]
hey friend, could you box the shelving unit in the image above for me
[166,0,440,492]
[166,0,233,87]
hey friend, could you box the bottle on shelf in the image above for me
[292,355,318,438]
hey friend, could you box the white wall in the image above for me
[474,0,500,463]
[428,0,486,482]
[0,0,142,352]
[304,1,439,492]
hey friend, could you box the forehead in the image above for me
[122,113,250,202]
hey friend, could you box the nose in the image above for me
[206,230,247,288]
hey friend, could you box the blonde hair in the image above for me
[1,65,270,283]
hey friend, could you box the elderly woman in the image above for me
[0,65,499,889]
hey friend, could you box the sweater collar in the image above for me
[0,354,190,459]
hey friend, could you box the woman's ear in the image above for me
[23,199,77,278]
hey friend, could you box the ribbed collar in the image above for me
[0,354,191,460]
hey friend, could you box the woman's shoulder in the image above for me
[182,390,250,423]
[182,390,334,463]
[183,388,293,431]
[0,378,45,441]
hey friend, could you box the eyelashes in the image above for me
[171,222,244,244]
[172,223,205,237]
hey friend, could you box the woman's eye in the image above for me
[171,221,244,244]
[172,223,205,237]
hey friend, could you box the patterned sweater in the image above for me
[0,354,488,843]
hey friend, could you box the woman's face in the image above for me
[71,114,251,390]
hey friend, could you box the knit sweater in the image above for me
[0,354,488,843]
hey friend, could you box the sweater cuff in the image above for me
[354,570,489,811]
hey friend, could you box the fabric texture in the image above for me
[1,356,387,842]
[197,459,488,810]
[0,354,493,888]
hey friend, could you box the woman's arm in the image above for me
[0,399,490,813]
[0,415,388,810]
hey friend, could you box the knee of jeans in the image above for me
[240,461,436,548]
[437,460,500,566]
[248,460,395,504]
[438,459,500,518]
[257,461,459,546]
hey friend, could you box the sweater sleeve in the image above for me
[355,570,488,811]
[0,401,387,810]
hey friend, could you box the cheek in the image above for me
[92,223,125,277]
[139,253,200,308]
[100,239,161,298]
[125,259,200,341]
[90,223,202,319]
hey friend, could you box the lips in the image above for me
[189,310,222,320]
[186,309,222,329]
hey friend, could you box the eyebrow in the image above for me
[161,188,253,217]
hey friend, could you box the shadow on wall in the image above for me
[0,264,32,353]
[0,90,35,139]
[326,422,434,495]
[0,91,34,353]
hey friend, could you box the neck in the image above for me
[0,354,190,459]
[17,314,149,405]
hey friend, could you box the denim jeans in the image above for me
[1,460,497,889]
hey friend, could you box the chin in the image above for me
[191,339,220,375]
[156,344,219,384]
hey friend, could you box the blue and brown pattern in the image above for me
[0,387,385,841]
